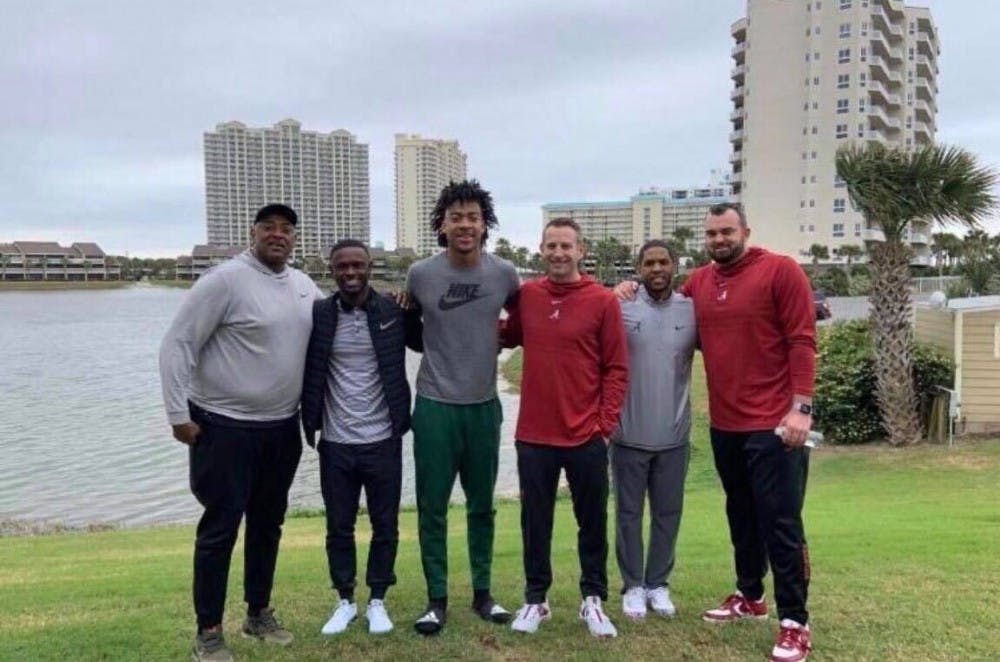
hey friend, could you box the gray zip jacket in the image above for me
[612,287,697,450]
[159,250,322,425]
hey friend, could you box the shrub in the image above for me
[813,320,954,444]
[812,267,850,296]
[847,273,872,296]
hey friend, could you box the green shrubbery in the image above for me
[814,320,953,444]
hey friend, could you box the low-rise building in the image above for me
[175,245,245,280]
[0,242,121,281]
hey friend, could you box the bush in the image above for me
[812,267,849,296]
[847,273,872,296]
[813,320,954,444]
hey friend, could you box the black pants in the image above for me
[318,437,402,600]
[516,437,609,603]
[710,429,810,624]
[188,405,302,630]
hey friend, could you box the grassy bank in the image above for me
[0,280,133,291]
[3,435,997,659]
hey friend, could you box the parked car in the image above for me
[814,289,833,321]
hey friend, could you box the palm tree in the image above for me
[493,237,517,263]
[930,232,961,277]
[808,243,829,280]
[836,142,997,445]
[671,226,695,255]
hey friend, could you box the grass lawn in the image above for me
[2,352,997,660]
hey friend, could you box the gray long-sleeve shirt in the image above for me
[612,287,697,450]
[159,250,323,425]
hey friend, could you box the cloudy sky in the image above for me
[2,0,997,257]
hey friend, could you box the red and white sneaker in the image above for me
[771,619,812,661]
[701,591,768,622]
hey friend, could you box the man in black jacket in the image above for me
[301,239,422,636]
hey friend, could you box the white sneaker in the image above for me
[510,602,551,634]
[366,599,393,634]
[646,586,677,617]
[622,586,647,620]
[579,596,618,638]
[320,599,357,635]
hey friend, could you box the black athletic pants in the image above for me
[188,404,302,630]
[710,428,810,624]
[516,437,609,603]
[318,437,402,601]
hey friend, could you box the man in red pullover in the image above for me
[689,203,816,662]
[503,217,628,638]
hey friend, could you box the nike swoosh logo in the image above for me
[299,292,309,297]
[438,294,485,311]
[379,319,397,331]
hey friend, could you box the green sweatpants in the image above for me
[412,395,502,600]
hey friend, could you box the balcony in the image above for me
[869,80,901,108]
[869,56,903,87]
[730,85,745,101]
[866,128,891,145]
[868,106,901,132]
[729,150,743,165]
[731,18,747,39]
[910,254,932,267]
[915,79,935,103]
[913,98,933,122]
[910,232,930,245]
[913,121,933,142]
[884,0,905,20]
[731,63,746,82]
[731,41,746,61]
[730,107,745,122]
[915,54,937,79]
[871,7,904,41]
[729,129,744,143]
[917,32,939,60]
[863,228,887,242]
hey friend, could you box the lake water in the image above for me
[0,286,522,528]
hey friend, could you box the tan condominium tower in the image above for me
[394,133,467,255]
[730,0,939,265]
[204,119,370,261]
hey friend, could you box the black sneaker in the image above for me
[473,596,512,624]
[192,630,234,662]
[241,607,294,645]
[413,604,447,636]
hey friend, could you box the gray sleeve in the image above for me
[503,261,520,306]
[158,271,231,425]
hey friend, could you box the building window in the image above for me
[811,175,818,183]
[860,21,868,36]
[806,52,811,61]
[909,21,916,35]
[836,123,848,138]
[859,72,867,87]
[907,92,914,106]
[906,115,913,128]
[803,102,810,110]
[806,27,811,36]
[839,23,851,38]
[814,51,820,60]
[860,47,867,62]
[855,223,862,236]
[815,25,821,34]
[836,98,850,113]
[809,224,816,232]
[833,223,845,237]
[909,47,915,60]
[835,174,847,187]
[806,77,811,86]
[840,0,851,8]
[802,152,808,160]
[800,225,806,233]
[813,101,819,109]
[811,151,818,159]
[858,97,866,112]
[801,200,806,208]
[802,176,807,184]
[838,48,851,63]
[812,126,819,134]
[857,123,865,138]
[813,76,820,85]
[810,199,816,208]
[837,74,850,89]
[833,198,846,213]
[816,1,822,7]
[803,127,808,135]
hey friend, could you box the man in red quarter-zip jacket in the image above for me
[502,217,628,639]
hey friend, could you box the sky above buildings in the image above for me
[2,0,997,256]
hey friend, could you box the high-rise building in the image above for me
[542,182,733,254]
[394,133,467,255]
[204,119,370,260]
[730,0,939,264]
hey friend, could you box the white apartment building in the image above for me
[542,183,733,254]
[731,0,939,265]
[204,119,370,260]
[394,133,467,255]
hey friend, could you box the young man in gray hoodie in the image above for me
[612,239,696,621]
[159,203,322,662]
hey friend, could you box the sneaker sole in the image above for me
[320,615,356,636]
[702,613,768,623]
[240,630,293,645]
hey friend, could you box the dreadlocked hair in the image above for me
[430,179,499,248]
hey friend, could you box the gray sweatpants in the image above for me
[611,443,689,591]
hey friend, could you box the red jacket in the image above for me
[505,275,629,447]
[681,247,816,432]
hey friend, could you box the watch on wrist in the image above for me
[795,402,813,415]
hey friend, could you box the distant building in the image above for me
[730,0,939,264]
[394,133,467,255]
[175,245,246,280]
[542,182,733,255]
[204,119,370,261]
[0,242,121,281]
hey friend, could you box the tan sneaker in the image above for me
[192,629,234,662]
[241,607,293,645]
